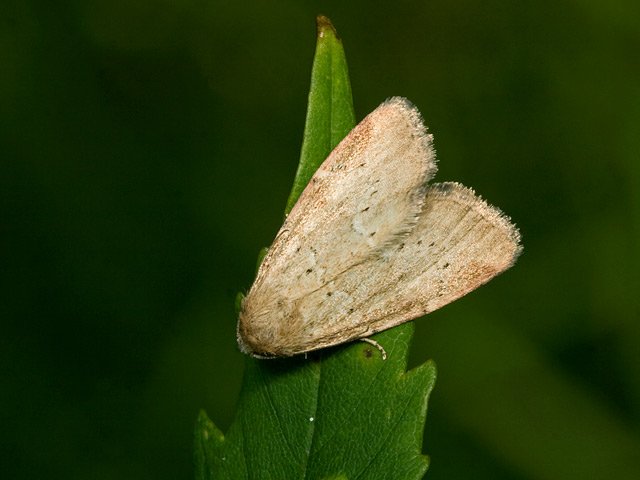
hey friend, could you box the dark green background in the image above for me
[2,1,639,479]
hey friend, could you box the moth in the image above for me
[238,97,522,358]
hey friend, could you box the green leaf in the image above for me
[285,15,356,214]
[196,16,436,480]
[197,326,435,479]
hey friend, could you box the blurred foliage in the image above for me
[1,1,639,479]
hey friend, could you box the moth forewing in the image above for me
[238,97,436,357]
[343,182,522,338]
[237,98,521,358]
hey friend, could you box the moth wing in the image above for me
[272,182,521,355]
[239,97,436,356]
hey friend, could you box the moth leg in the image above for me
[360,338,387,361]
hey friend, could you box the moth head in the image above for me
[237,296,302,358]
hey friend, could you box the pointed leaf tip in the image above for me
[285,13,354,214]
[316,15,339,39]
